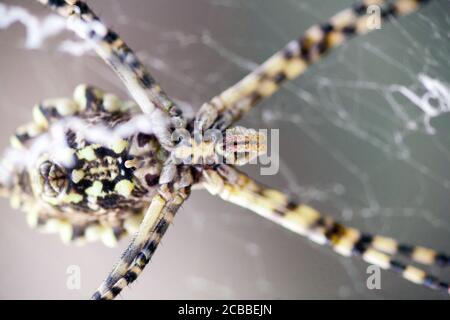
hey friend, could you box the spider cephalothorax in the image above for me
[171,125,266,166]
[2,0,449,299]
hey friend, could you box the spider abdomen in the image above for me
[2,84,167,246]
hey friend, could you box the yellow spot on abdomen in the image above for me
[10,136,23,150]
[77,145,97,161]
[71,169,85,184]
[114,179,134,197]
[33,105,49,128]
[111,139,128,154]
[85,181,103,197]
[63,192,83,204]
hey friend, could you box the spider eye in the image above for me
[38,161,68,196]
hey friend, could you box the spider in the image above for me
[0,0,448,299]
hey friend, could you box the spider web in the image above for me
[0,0,449,299]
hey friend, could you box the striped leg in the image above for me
[202,165,450,294]
[91,185,190,300]
[195,0,433,131]
[35,0,183,147]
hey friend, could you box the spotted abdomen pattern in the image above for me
[3,84,167,246]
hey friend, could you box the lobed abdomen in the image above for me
[1,84,166,247]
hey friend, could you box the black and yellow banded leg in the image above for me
[34,0,181,147]
[195,0,433,131]
[346,232,450,268]
[91,185,190,300]
[202,166,450,294]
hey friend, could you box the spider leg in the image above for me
[35,0,184,147]
[202,165,450,294]
[91,185,190,300]
[195,0,433,131]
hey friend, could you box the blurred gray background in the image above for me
[0,0,449,299]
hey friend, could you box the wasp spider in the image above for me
[0,0,448,299]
